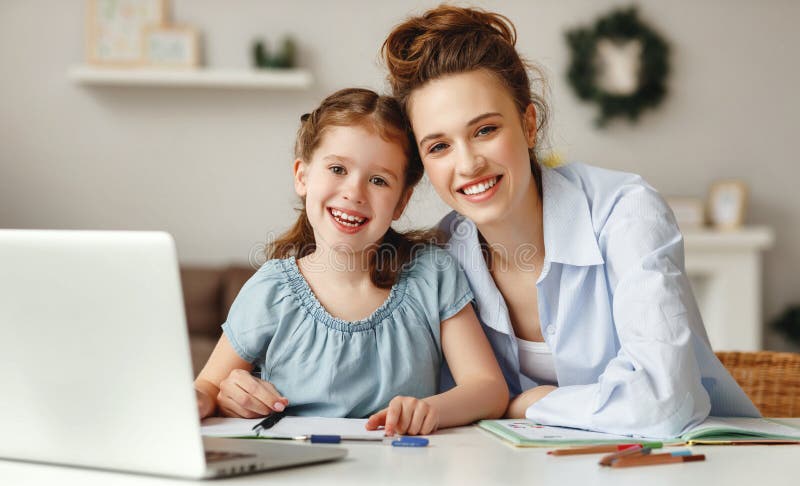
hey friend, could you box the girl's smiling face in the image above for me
[293,123,412,256]
[407,69,537,227]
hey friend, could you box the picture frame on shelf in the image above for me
[144,26,200,68]
[85,0,167,66]
[707,180,748,230]
[666,197,705,230]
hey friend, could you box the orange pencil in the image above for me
[548,442,661,456]
[611,454,706,468]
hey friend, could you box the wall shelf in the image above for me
[68,65,312,90]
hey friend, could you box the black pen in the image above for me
[252,411,286,435]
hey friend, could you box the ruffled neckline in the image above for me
[279,256,409,332]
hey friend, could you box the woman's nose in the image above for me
[455,146,488,177]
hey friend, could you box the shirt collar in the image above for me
[540,166,605,267]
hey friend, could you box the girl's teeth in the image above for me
[331,209,366,226]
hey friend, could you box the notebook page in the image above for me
[200,416,386,439]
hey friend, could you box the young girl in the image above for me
[193,88,508,436]
[382,6,759,438]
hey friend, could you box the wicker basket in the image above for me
[715,351,800,417]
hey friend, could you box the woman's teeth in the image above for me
[330,209,367,227]
[462,176,498,195]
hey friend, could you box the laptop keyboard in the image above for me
[205,450,257,463]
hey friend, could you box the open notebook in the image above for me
[478,417,800,447]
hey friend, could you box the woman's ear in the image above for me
[293,159,308,197]
[393,187,414,221]
[523,103,537,148]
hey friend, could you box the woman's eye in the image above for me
[330,166,345,175]
[370,176,388,187]
[476,125,497,137]
[429,142,449,154]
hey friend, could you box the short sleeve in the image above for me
[221,260,286,363]
[409,246,474,322]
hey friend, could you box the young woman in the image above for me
[382,6,759,438]
[193,88,507,436]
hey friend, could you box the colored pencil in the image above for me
[548,442,662,456]
[611,453,705,468]
[598,446,653,466]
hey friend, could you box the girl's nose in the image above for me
[342,180,366,205]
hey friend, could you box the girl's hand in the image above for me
[366,396,439,436]
[216,369,289,418]
[196,388,215,419]
[505,385,557,418]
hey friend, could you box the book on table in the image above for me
[478,417,800,447]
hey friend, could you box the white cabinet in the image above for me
[683,226,774,351]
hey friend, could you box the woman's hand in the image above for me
[505,385,557,418]
[216,369,289,418]
[366,396,440,436]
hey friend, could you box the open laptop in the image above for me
[0,229,346,478]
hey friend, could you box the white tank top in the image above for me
[516,337,557,385]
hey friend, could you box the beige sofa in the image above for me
[180,265,255,375]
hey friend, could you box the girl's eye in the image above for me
[370,176,388,187]
[476,125,497,137]
[330,166,346,175]
[428,142,449,154]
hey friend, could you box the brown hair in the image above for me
[267,87,439,289]
[382,5,549,195]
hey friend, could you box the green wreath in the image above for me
[566,7,670,127]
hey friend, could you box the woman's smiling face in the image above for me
[407,69,537,227]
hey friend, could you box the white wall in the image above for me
[2,0,799,349]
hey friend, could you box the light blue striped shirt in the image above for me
[439,162,759,438]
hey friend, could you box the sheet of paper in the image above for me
[491,420,636,441]
[201,416,386,440]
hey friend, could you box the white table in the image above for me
[1,420,796,486]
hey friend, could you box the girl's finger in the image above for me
[226,383,271,416]
[394,399,414,435]
[366,409,388,430]
[230,374,280,412]
[406,403,428,436]
[256,380,289,410]
[384,401,402,436]
[420,411,439,435]
[218,393,259,418]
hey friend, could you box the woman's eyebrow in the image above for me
[417,112,504,148]
[466,112,502,126]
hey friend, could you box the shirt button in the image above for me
[546,324,555,335]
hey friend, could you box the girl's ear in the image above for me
[523,103,537,149]
[293,159,308,197]
[393,187,414,221]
